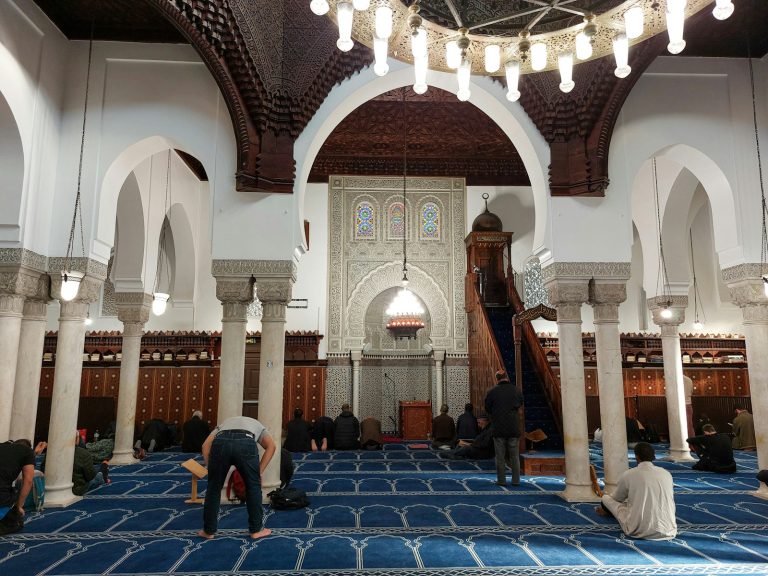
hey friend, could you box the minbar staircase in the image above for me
[466,272,563,451]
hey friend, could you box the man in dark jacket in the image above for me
[311,416,334,451]
[484,370,524,486]
[687,424,737,473]
[284,408,313,452]
[182,410,211,453]
[334,404,360,450]
[456,403,479,440]
[442,413,494,460]
[431,404,456,449]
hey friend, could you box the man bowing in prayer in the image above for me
[596,442,677,540]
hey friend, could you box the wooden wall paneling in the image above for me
[625,369,641,397]
[153,367,173,422]
[307,367,325,423]
[89,368,107,397]
[733,370,748,395]
[185,368,206,421]
[691,396,753,434]
[699,371,717,396]
[105,368,120,397]
[586,396,601,434]
[168,369,187,426]
[584,368,599,396]
[635,396,668,438]
[40,367,54,397]
[204,368,219,428]
[136,368,156,431]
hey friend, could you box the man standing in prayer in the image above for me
[198,416,276,540]
[484,370,524,486]
[596,442,677,540]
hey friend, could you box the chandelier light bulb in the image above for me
[60,270,84,302]
[456,57,471,101]
[484,44,500,73]
[693,320,704,331]
[413,55,428,94]
[712,0,734,20]
[446,40,461,69]
[531,42,547,71]
[505,60,521,102]
[84,311,93,326]
[152,292,170,316]
[373,36,389,76]
[666,0,687,54]
[613,33,631,78]
[624,5,644,39]
[375,5,392,39]
[309,0,329,16]
[660,306,673,319]
[575,31,593,60]
[411,27,427,59]
[386,286,425,317]
[558,52,575,93]
[336,2,355,52]
[352,0,369,10]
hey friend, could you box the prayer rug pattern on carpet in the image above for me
[1,446,766,576]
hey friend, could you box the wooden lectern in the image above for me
[399,401,432,440]
[181,459,208,504]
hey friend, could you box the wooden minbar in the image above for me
[399,401,432,440]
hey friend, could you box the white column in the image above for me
[214,277,253,423]
[590,282,628,492]
[434,350,446,416]
[649,296,693,462]
[10,300,49,442]
[45,274,103,508]
[256,278,292,496]
[724,268,768,498]
[110,293,151,465]
[350,349,362,417]
[0,293,24,441]
[546,277,598,502]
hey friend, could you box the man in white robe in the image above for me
[596,442,677,540]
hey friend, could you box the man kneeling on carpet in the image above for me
[199,415,276,540]
[596,442,677,540]
[687,423,736,473]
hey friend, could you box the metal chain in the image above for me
[402,89,408,278]
[154,150,172,293]
[747,45,767,274]
[65,27,95,269]
[652,157,671,301]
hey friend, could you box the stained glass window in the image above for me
[355,201,375,240]
[389,202,405,239]
[421,202,440,239]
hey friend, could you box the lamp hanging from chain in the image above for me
[652,157,674,319]
[689,230,706,331]
[315,0,732,101]
[152,151,173,316]
[386,91,425,339]
[61,28,95,302]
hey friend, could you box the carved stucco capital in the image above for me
[48,257,108,281]
[589,280,627,323]
[648,295,688,327]
[222,301,250,322]
[350,349,363,363]
[22,299,48,320]
[257,278,294,322]
[115,292,152,327]
[433,349,446,363]
[215,277,254,305]
[50,274,104,305]
[0,294,25,317]
[0,266,50,301]
[212,259,297,282]
[544,279,589,318]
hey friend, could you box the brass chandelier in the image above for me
[312,0,734,100]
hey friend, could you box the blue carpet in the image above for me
[1,445,767,575]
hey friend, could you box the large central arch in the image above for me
[293,64,551,257]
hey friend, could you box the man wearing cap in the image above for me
[441,413,494,460]
[484,370,524,486]
[198,416,276,540]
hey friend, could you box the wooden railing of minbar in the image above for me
[466,272,506,410]
[508,273,564,439]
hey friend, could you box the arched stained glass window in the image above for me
[355,201,375,240]
[389,202,405,239]
[421,202,440,239]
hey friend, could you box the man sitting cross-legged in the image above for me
[595,442,677,540]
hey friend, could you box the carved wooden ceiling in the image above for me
[32,0,768,195]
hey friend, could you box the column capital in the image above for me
[350,349,363,362]
[22,299,48,320]
[0,265,50,302]
[589,281,627,323]
[543,278,588,323]
[433,349,446,362]
[115,292,152,327]
[0,294,25,317]
[215,276,254,304]
[48,258,106,305]
[212,259,297,282]
[257,278,293,323]
[648,295,688,327]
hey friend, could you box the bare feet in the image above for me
[197,530,214,539]
[594,506,609,517]
[250,528,272,540]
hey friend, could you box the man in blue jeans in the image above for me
[198,416,276,540]
[485,370,524,486]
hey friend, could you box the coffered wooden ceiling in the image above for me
[32,0,768,194]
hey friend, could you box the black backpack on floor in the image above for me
[267,486,309,510]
